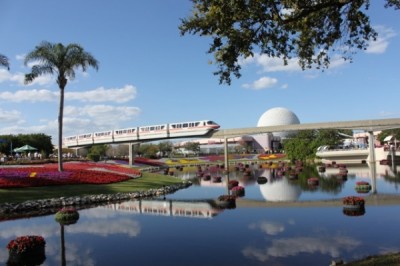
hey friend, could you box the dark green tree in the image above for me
[283,129,346,161]
[183,141,200,154]
[88,144,109,161]
[138,143,159,158]
[0,54,9,70]
[377,129,400,143]
[283,130,317,161]
[0,133,53,157]
[158,141,174,157]
[180,0,400,84]
[24,41,99,171]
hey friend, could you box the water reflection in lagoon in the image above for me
[173,162,400,202]
[0,163,400,265]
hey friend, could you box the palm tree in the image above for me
[0,53,9,70]
[24,41,99,171]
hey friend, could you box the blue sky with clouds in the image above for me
[0,1,399,144]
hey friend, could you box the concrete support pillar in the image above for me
[368,131,376,164]
[370,162,377,194]
[128,143,133,167]
[224,137,229,173]
[129,143,139,167]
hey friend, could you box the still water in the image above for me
[1,162,400,266]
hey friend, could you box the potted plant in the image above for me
[343,196,365,209]
[228,180,239,190]
[257,176,268,184]
[212,176,222,183]
[343,207,366,217]
[55,207,80,225]
[7,235,46,265]
[216,195,236,209]
[355,181,371,193]
[231,186,245,197]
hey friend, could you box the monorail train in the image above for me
[63,120,220,147]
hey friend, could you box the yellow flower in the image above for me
[30,172,37,178]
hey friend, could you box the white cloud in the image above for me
[0,84,138,104]
[0,89,58,102]
[242,76,278,90]
[0,69,25,84]
[66,85,137,103]
[366,26,396,54]
[241,54,301,73]
[61,104,141,136]
[0,108,23,123]
[15,54,25,61]
[242,235,361,262]
[69,218,141,237]
[65,104,141,122]
[249,221,285,235]
[0,69,53,86]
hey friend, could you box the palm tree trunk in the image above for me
[58,86,65,172]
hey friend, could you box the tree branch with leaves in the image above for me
[180,0,399,85]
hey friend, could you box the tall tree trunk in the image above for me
[58,86,65,172]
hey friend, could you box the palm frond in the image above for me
[0,54,10,70]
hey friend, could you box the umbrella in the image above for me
[13,144,38,153]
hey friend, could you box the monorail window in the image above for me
[183,123,188,128]
[195,122,200,126]
[207,121,216,125]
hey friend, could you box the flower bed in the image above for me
[7,235,46,265]
[231,186,245,197]
[343,196,365,209]
[0,162,142,188]
[55,207,80,225]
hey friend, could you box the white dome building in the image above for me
[259,178,302,202]
[257,107,300,138]
[253,107,300,152]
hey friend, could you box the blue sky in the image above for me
[0,1,399,144]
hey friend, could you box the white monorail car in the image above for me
[93,130,113,144]
[168,120,220,138]
[113,127,139,142]
[63,136,78,147]
[77,133,94,145]
[138,124,169,139]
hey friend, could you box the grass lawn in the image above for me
[0,172,183,204]
[346,252,400,266]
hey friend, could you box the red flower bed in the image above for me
[0,162,142,188]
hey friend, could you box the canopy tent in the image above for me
[13,144,38,153]
[384,135,394,142]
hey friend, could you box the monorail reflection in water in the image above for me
[0,162,400,266]
[103,199,222,219]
